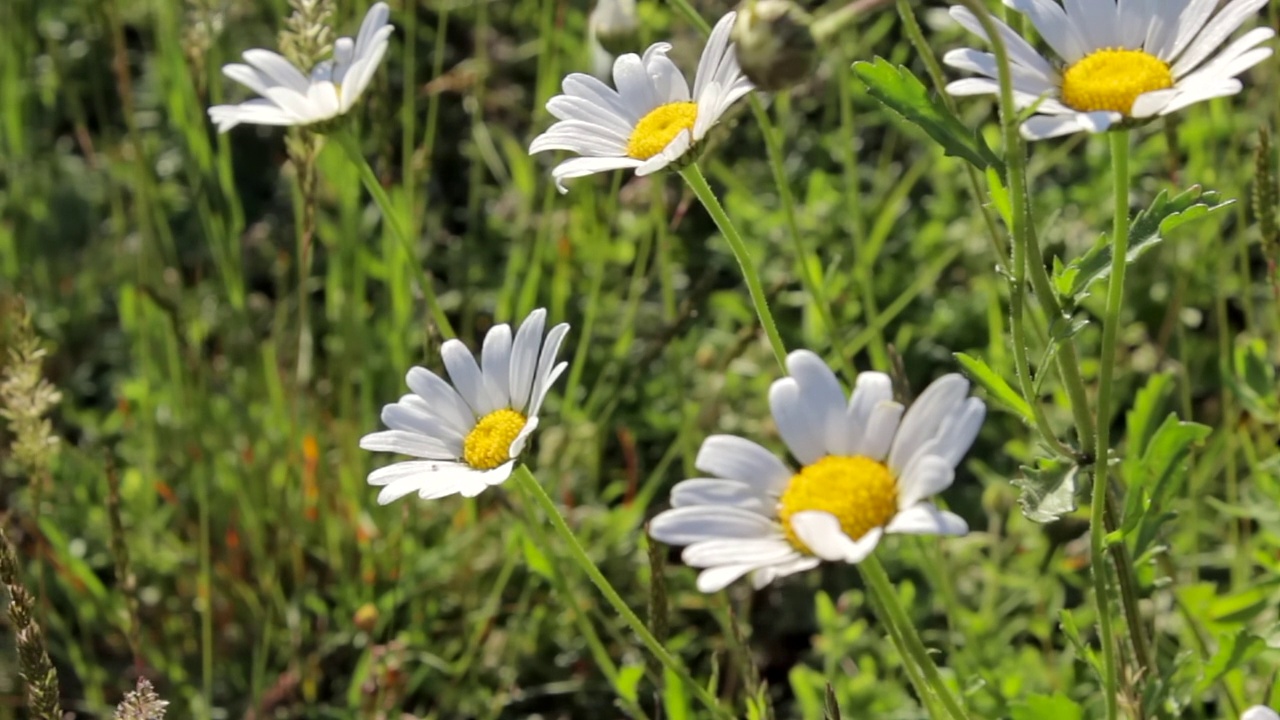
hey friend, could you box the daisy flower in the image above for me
[208,3,394,133]
[648,350,986,592]
[360,309,570,504]
[943,0,1275,140]
[529,11,755,192]
[1244,708,1280,720]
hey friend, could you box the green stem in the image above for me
[511,477,651,720]
[1091,128,1132,720]
[748,95,854,381]
[679,163,788,371]
[331,129,455,339]
[860,556,971,720]
[512,465,729,718]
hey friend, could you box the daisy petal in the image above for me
[886,503,970,536]
[695,435,793,494]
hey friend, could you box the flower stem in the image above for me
[679,163,788,371]
[859,556,971,720]
[512,465,730,718]
[331,129,455,339]
[1090,128,1132,720]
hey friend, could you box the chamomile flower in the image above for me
[1244,708,1280,720]
[943,0,1275,140]
[529,12,755,192]
[208,3,394,133]
[360,309,570,504]
[648,350,985,592]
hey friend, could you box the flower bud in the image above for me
[590,0,641,57]
[731,0,817,92]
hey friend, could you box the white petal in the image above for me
[1166,0,1219,60]
[359,429,460,459]
[545,95,636,135]
[1170,0,1268,75]
[785,350,850,460]
[1006,0,1086,61]
[441,339,499,415]
[547,155,644,192]
[222,63,278,97]
[405,367,475,436]
[695,563,762,593]
[681,538,797,567]
[695,435,793,494]
[612,52,659,115]
[854,400,905,461]
[635,131,690,175]
[241,49,310,92]
[837,372,893,456]
[750,556,822,588]
[693,12,737,99]
[933,397,986,467]
[208,101,297,132]
[381,403,466,447]
[481,323,514,406]
[769,378,825,465]
[648,53,692,103]
[888,374,970,474]
[948,7,1056,79]
[355,2,392,56]
[507,417,539,458]
[648,506,778,545]
[897,455,956,509]
[885,503,969,536]
[670,478,771,513]
[529,121,631,155]
[527,322,571,417]
[1158,78,1244,113]
[1020,113,1087,139]
[790,511,883,563]
[562,73,639,123]
[1241,708,1280,720]
[508,308,547,412]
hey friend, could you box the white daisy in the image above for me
[208,2,394,133]
[648,350,986,593]
[943,0,1275,140]
[1244,708,1280,720]
[360,309,570,504]
[529,12,755,192]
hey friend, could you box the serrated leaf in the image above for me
[954,352,1035,425]
[1010,693,1084,720]
[1013,457,1079,523]
[853,58,1003,172]
[1058,186,1233,303]
[1129,414,1210,555]
[1227,338,1280,422]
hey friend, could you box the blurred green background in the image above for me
[1,0,1278,717]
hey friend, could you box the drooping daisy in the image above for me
[360,309,570,504]
[648,350,985,592]
[943,0,1275,140]
[208,3,394,133]
[1243,708,1280,720]
[529,12,755,192]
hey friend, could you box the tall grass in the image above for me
[0,0,1277,717]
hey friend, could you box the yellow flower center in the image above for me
[463,408,527,470]
[777,455,899,554]
[1059,48,1174,115]
[626,101,698,160]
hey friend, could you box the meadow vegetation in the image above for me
[1,0,1279,717]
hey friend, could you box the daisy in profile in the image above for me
[209,3,394,133]
[648,350,985,592]
[943,0,1275,139]
[529,11,754,192]
[360,309,570,504]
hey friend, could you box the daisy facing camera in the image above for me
[943,0,1275,139]
[649,350,986,593]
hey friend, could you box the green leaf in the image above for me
[954,352,1035,425]
[1226,338,1280,422]
[1057,186,1233,303]
[519,531,554,581]
[1010,693,1085,720]
[1131,414,1210,555]
[1125,373,1174,462]
[852,58,1003,173]
[1013,457,1080,523]
[1197,630,1264,694]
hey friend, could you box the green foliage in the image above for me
[1013,457,1080,523]
[851,58,1004,173]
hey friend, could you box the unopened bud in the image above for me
[354,602,379,632]
[731,0,816,92]
[590,0,641,57]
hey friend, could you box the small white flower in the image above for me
[1243,708,1280,720]
[943,0,1275,140]
[649,350,986,593]
[530,12,755,192]
[208,2,394,133]
[360,309,570,504]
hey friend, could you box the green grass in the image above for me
[1,0,1279,717]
